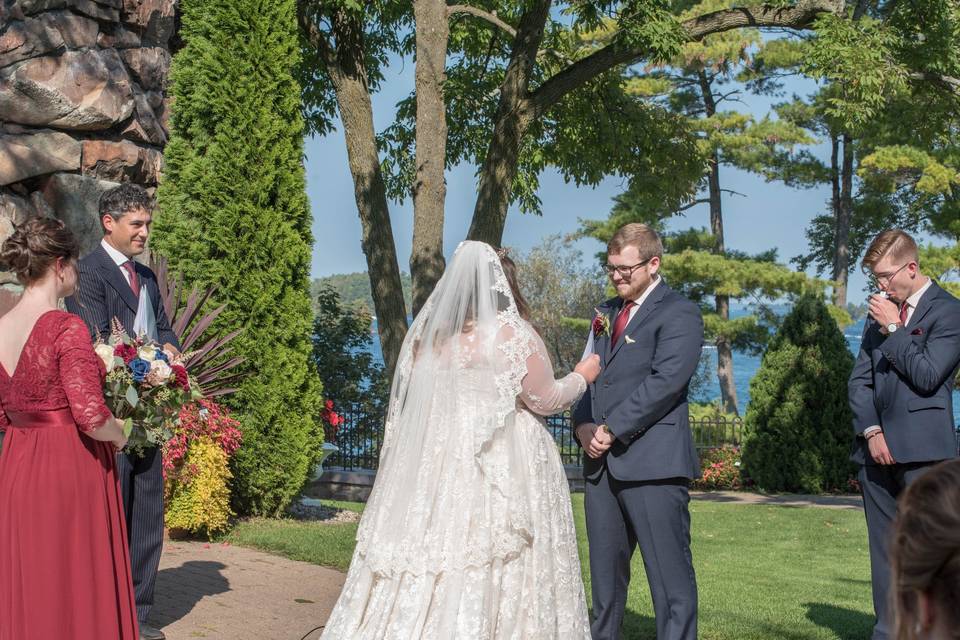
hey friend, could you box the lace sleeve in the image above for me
[58,315,113,433]
[0,402,8,432]
[519,332,587,416]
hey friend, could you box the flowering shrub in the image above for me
[164,437,233,537]
[163,400,242,537]
[321,399,344,441]
[692,445,744,491]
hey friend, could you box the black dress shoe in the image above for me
[139,623,166,640]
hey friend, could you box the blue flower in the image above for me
[128,358,151,382]
[155,349,169,363]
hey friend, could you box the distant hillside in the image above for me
[312,271,412,316]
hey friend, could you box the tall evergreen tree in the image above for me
[154,0,321,516]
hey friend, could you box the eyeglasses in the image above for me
[603,258,651,278]
[867,262,910,288]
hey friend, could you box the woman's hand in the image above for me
[574,353,602,384]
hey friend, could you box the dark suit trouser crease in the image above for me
[585,468,697,640]
[859,462,935,640]
[117,447,165,623]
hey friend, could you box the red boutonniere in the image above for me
[911,327,924,336]
[592,308,610,338]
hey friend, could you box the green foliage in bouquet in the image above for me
[741,294,856,493]
[154,0,322,516]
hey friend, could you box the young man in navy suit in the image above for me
[66,183,179,640]
[849,229,960,640]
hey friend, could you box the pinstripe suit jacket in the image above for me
[66,244,180,349]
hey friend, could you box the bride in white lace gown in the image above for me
[321,241,600,639]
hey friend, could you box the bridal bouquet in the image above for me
[94,319,201,456]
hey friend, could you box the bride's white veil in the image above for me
[354,240,539,577]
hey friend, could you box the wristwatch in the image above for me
[886,322,900,334]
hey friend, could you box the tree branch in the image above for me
[528,0,844,118]
[909,72,960,95]
[447,4,516,38]
[676,198,712,212]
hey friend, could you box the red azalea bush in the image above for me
[693,445,744,491]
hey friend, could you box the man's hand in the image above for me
[868,295,900,331]
[867,431,896,465]
[576,423,597,448]
[577,423,608,458]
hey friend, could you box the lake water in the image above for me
[365,315,960,422]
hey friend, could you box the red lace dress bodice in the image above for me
[0,310,111,432]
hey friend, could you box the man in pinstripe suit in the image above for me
[66,183,179,640]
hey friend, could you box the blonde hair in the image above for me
[861,230,919,273]
[607,223,663,260]
[891,459,960,640]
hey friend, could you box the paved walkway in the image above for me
[150,539,344,640]
[149,491,861,638]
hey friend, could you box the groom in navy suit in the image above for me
[848,229,960,640]
[66,183,179,640]
[573,223,703,640]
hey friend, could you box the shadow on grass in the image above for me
[621,608,657,639]
[805,602,874,640]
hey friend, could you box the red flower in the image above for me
[171,364,190,391]
[325,399,334,410]
[114,343,137,364]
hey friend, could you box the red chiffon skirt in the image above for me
[0,409,139,640]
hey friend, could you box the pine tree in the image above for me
[154,0,321,516]
[741,293,856,493]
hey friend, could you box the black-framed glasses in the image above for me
[603,258,651,278]
[866,262,910,289]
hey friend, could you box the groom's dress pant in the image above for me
[117,446,165,623]
[859,461,934,640]
[585,468,697,640]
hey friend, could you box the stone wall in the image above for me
[0,0,175,315]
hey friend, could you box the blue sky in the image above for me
[305,55,883,301]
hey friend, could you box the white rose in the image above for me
[138,344,158,362]
[143,359,173,388]
[94,343,117,372]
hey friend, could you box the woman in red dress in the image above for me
[0,218,139,640]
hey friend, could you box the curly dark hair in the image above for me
[0,217,79,285]
[99,183,153,223]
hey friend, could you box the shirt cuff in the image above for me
[862,426,882,438]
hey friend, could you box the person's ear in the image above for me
[102,214,114,234]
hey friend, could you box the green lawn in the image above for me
[224,495,875,640]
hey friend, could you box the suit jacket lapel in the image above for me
[609,282,668,362]
[906,281,940,328]
[94,246,139,313]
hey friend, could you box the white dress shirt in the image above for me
[101,239,134,285]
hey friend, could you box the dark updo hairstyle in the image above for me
[0,217,80,286]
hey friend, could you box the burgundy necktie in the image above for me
[610,300,636,345]
[121,261,140,298]
[899,301,909,326]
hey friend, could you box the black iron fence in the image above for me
[324,402,745,471]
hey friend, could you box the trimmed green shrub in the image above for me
[741,293,856,493]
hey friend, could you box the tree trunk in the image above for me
[467,0,552,246]
[410,0,450,316]
[308,8,408,374]
[832,134,854,308]
[698,71,738,416]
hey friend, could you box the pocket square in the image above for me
[624,335,635,344]
[911,327,924,336]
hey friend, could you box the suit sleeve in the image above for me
[65,262,111,340]
[606,300,703,445]
[572,328,595,430]
[848,322,881,435]
[879,305,960,395]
